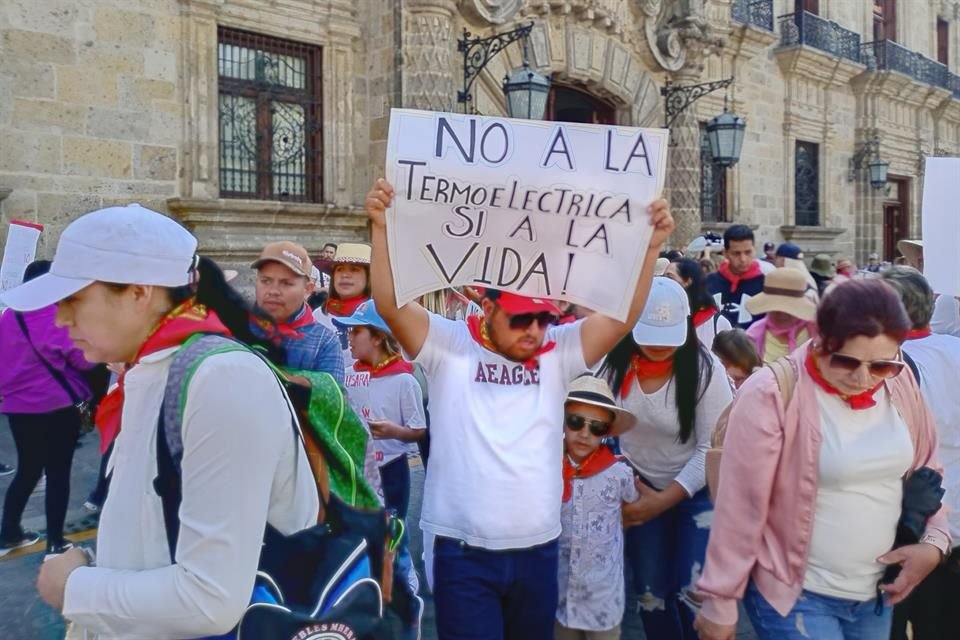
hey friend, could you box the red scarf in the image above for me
[326,296,368,318]
[906,327,932,340]
[95,300,232,453]
[718,260,763,293]
[619,352,675,399]
[353,353,415,378]
[804,350,883,410]
[466,315,556,370]
[693,307,715,329]
[250,305,314,344]
[563,447,619,502]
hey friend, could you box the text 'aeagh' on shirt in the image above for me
[415,314,587,550]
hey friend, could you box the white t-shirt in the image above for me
[804,388,913,600]
[415,314,587,550]
[617,353,733,495]
[695,312,732,348]
[342,367,427,466]
[903,333,960,544]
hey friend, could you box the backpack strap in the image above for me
[767,356,799,409]
[902,350,921,385]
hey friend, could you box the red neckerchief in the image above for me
[250,305,314,344]
[95,300,231,453]
[562,447,619,502]
[353,353,415,378]
[692,307,715,329]
[558,314,578,325]
[805,350,883,410]
[906,327,932,340]
[619,352,674,399]
[718,260,763,293]
[466,315,556,370]
[326,296,367,318]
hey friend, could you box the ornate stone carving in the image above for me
[403,0,458,112]
[644,3,724,73]
[458,0,524,25]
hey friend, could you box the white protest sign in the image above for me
[0,220,43,292]
[384,108,668,322]
[921,157,960,297]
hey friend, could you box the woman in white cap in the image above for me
[600,277,733,639]
[314,242,372,366]
[1,204,318,638]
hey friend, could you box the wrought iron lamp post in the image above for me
[457,22,551,119]
[662,76,746,167]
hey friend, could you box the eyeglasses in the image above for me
[827,352,905,378]
[565,414,612,437]
[502,309,559,331]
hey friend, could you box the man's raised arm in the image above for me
[366,178,430,359]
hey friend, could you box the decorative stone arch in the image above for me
[469,18,662,127]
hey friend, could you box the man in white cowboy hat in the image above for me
[557,374,637,640]
[364,177,674,639]
[250,240,344,381]
[744,267,818,364]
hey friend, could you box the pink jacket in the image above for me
[697,342,951,626]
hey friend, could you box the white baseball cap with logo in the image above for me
[0,203,198,312]
[631,277,691,347]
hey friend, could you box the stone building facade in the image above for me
[1,0,959,266]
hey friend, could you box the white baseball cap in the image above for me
[0,204,198,311]
[631,277,691,347]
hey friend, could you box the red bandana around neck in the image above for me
[251,305,315,344]
[718,260,763,293]
[692,307,715,329]
[905,327,932,341]
[95,300,232,453]
[620,352,675,399]
[563,447,619,502]
[326,296,368,318]
[353,353,415,378]
[804,350,883,410]
[466,315,556,370]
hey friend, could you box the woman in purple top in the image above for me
[0,261,92,556]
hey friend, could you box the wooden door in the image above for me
[883,204,905,262]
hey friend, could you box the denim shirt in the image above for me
[249,307,345,383]
[557,460,639,631]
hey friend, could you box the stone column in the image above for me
[665,69,705,250]
[402,0,458,111]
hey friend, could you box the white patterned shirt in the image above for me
[557,460,639,631]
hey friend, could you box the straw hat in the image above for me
[333,243,371,265]
[745,267,817,321]
[564,374,636,437]
[897,239,923,268]
[654,257,670,276]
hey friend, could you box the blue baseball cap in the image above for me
[332,299,391,334]
[775,242,803,259]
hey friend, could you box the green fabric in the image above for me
[287,368,381,510]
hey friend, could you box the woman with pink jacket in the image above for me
[694,279,950,640]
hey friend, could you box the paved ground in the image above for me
[0,415,757,639]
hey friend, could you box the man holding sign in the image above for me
[366,147,672,640]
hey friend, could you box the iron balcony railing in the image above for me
[778,11,861,64]
[862,39,956,95]
[731,0,774,32]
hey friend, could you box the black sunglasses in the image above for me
[565,414,612,437]
[828,352,905,378]
[501,309,559,331]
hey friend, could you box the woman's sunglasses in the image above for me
[502,309,559,331]
[828,353,905,378]
[565,414,612,437]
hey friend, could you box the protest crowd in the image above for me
[0,172,959,640]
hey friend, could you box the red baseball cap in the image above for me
[482,288,561,316]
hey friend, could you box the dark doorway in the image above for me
[545,85,616,125]
[883,177,910,261]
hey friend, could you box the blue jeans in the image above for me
[744,581,892,640]
[433,536,558,640]
[379,456,416,591]
[624,486,712,640]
